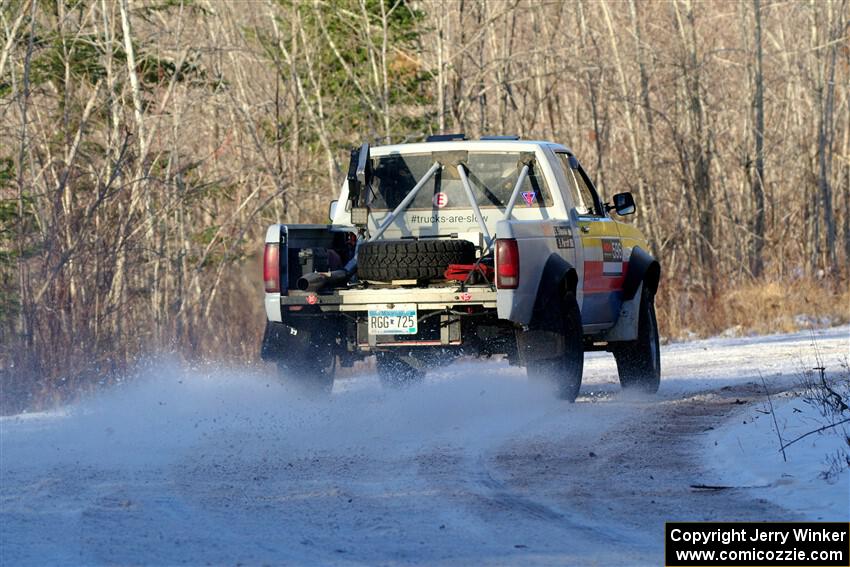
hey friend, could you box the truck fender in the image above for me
[622,246,660,301]
[533,253,578,310]
[516,254,578,363]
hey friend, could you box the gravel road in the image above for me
[2,326,848,566]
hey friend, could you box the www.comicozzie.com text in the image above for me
[670,526,848,546]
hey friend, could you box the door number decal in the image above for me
[601,238,623,275]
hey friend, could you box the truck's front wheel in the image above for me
[523,293,584,402]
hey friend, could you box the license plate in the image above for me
[367,304,418,335]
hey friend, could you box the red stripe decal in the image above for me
[583,261,628,293]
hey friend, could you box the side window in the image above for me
[556,153,603,216]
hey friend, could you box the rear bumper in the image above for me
[275,285,508,352]
[279,285,498,312]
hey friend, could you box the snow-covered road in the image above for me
[2,326,848,566]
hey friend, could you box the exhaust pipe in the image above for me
[296,270,351,292]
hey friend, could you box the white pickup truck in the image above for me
[261,136,660,401]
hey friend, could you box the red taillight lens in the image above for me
[263,243,280,293]
[495,238,519,289]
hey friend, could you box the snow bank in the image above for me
[703,392,849,520]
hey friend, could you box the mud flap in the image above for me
[516,326,566,363]
[603,283,642,342]
[260,320,310,361]
[516,254,578,363]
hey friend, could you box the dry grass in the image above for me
[657,276,850,340]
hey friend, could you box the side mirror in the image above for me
[607,192,636,215]
[328,200,338,221]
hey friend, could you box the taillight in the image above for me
[495,238,519,289]
[263,243,280,293]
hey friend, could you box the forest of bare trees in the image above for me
[1,0,848,410]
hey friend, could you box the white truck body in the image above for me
[261,138,661,399]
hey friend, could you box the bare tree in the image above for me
[748,0,766,278]
[1,0,847,411]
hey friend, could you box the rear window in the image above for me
[365,152,552,211]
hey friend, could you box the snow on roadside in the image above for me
[703,391,849,520]
[657,325,850,396]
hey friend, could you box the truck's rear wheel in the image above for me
[524,293,584,402]
[357,239,476,282]
[612,289,660,393]
[375,351,425,388]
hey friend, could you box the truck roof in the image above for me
[370,139,572,156]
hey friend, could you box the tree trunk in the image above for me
[814,0,840,273]
[673,0,715,288]
[749,0,766,278]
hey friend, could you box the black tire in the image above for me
[375,351,425,388]
[357,239,476,282]
[524,293,584,402]
[612,289,660,393]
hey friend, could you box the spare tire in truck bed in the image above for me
[357,239,476,282]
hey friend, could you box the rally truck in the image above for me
[261,136,660,401]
